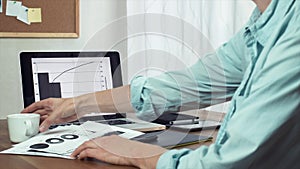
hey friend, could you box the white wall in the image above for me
[0,0,127,119]
[126,1,255,113]
[0,1,255,119]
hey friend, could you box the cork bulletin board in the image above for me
[0,0,79,38]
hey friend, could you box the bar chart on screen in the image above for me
[31,57,113,101]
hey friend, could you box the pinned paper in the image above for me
[6,0,22,16]
[28,8,42,23]
[0,0,3,13]
[17,6,30,25]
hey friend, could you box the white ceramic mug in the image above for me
[7,113,40,143]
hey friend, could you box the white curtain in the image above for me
[126,0,255,112]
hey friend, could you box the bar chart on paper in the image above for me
[31,57,113,101]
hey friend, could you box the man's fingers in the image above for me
[77,148,131,166]
[39,118,53,132]
[33,109,51,116]
[77,149,102,160]
[71,137,113,158]
[39,109,61,132]
[71,140,97,158]
[21,99,52,113]
[21,101,43,113]
[40,114,49,121]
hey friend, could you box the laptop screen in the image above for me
[20,51,122,107]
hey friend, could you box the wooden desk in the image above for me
[0,110,223,169]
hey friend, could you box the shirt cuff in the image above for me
[130,76,146,112]
[156,149,192,169]
[130,76,158,121]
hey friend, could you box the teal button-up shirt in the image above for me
[130,0,300,168]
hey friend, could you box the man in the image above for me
[22,0,299,168]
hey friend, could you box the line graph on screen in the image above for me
[31,57,112,101]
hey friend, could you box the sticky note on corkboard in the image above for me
[28,8,42,23]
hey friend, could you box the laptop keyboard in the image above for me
[49,119,135,130]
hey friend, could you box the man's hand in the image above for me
[21,98,78,132]
[20,85,135,132]
[71,135,167,169]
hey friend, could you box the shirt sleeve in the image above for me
[130,28,248,121]
[156,18,300,169]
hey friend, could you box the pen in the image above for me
[169,119,197,125]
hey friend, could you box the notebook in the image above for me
[20,51,165,132]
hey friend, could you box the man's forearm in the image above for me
[74,85,135,115]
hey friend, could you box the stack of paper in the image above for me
[6,0,42,25]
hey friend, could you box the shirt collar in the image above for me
[246,0,295,46]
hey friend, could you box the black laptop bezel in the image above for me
[20,51,123,108]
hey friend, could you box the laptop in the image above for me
[20,51,165,132]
